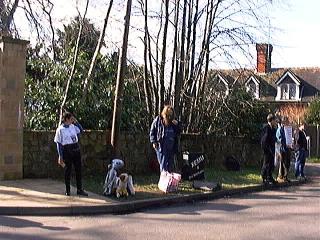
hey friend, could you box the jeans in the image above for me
[156,149,174,173]
[295,149,306,177]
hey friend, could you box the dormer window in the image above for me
[212,73,229,97]
[275,70,301,101]
[280,83,296,100]
[245,76,260,99]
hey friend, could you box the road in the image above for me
[0,166,319,240]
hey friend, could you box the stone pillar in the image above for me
[0,36,29,180]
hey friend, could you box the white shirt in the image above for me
[54,124,81,145]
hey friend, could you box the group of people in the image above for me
[54,108,309,196]
[54,106,181,197]
[261,113,308,185]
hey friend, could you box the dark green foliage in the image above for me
[24,17,147,131]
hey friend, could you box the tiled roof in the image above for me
[209,67,320,102]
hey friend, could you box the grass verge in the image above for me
[81,167,263,201]
[307,157,320,163]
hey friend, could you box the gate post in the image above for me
[0,36,29,180]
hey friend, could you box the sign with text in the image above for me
[284,126,293,147]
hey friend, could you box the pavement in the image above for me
[0,163,319,216]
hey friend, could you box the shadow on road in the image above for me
[0,233,52,240]
[0,216,70,231]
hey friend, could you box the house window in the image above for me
[246,81,259,99]
[212,76,229,97]
[280,83,296,100]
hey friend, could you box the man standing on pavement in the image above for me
[261,113,277,185]
[294,121,308,181]
[276,116,292,183]
[54,112,88,196]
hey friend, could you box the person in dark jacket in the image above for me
[149,105,180,173]
[294,122,308,181]
[261,113,277,184]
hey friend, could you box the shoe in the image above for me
[267,178,278,185]
[300,176,307,182]
[277,176,285,183]
[77,190,88,196]
[262,178,267,185]
[65,191,71,196]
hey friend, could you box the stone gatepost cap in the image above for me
[0,36,29,45]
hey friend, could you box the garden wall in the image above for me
[23,130,262,178]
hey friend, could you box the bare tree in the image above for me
[111,0,132,156]
[137,0,274,133]
[138,0,153,123]
[59,0,90,125]
[82,0,114,97]
[0,0,20,35]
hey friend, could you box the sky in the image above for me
[15,0,320,69]
[267,0,320,68]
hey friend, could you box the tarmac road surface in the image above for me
[0,164,319,240]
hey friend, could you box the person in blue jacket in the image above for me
[276,116,292,182]
[54,112,88,196]
[149,105,180,173]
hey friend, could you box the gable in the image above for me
[216,73,229,87]
[275,70,300,86]
[281,75,298,84]
[245,75,260,86]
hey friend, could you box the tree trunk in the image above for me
[110,0,132,157]
[141,0,153,124]
[159,0,169,109]
[174,0,187,119]
[1,0,19,34]
[168,0,180,103]
[83,0,114,97]
[58,0,89,125]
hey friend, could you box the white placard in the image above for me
[284,126,293,147]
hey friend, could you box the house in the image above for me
[210,43,320,124]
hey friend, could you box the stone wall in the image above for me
[0,37,28,180]
[23,130,262,178]
[180,134,262,168]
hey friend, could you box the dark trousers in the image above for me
[295,149,306,177]
[261,150,274,180]
[279,149,291,178]
[63,144,82,193]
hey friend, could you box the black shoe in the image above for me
[65,191,71,196]
[77,190,88,196]
[267,178,277,185]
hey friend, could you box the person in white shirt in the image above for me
[54,112,88,196]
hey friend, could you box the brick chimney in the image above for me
[256,43,273,74]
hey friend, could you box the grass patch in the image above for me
[307,157,320,163]
[205,167,261,189]
[81,167,262,201]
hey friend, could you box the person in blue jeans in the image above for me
[149,105,180,173]
[294,122,308,181]
[276,116,292,182]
